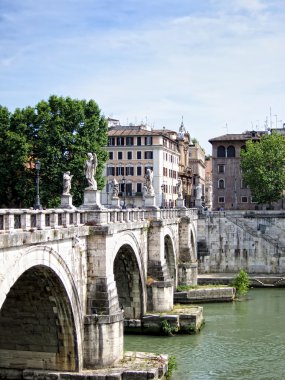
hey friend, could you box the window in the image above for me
[137,166,142,176]
[241,196,248,203]
[137,137,141,146]
[137,151,142,159]
[108,137,115,146]
[227,145,236,157]
[145,136,152,145]
[126,137,134,146]
[127,151,132,160]
[109,152,113,160]
[116,167,124,176]
[218,196,225,203]
[107,166,115,176]
[117,137,125,146]
[118,152,123,160]
[126,183,132,196]
[144,166,153,174]
[218,179,225,189]
[126,166,134,176]
[217,145,226,157]
[241,179,248,189]
[144,151,153,159]
[218,164,225,173]
[251,196,257,203]
[137,183,142,193]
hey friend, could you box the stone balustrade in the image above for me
[0,209,87,232]
[0,207,197,233]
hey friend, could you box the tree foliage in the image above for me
[0,96,108,208]
[240,131,285,205]
[232,269,250,297]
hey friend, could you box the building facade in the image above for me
[209,131,264,210]
[188,143,206,207]
[204,156,213,210]
[101,120,193,208]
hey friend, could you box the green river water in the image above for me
[124,288,285,380]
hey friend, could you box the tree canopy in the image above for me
[0,95,108,208]
[240,131,285,205]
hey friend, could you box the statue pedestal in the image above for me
[176,198,186,209]
[144,195,158,209]
[80,189,102,210]
[195,199,202,208]
[111,197,121,209]
[59,194,75,209]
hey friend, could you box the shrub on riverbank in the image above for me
[232,269,250,296]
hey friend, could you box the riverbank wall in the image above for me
[174,287,235,303]
[197,211,285,274]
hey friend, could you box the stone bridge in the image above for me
[0,207,197,377]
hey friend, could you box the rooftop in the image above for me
[209,131,266,143]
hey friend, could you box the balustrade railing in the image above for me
[0,207,197,233]
[0,209,87,232]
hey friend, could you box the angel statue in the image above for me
[176,178,183,199]
[84,152,98,190]
[111,178,119,198]
[62,171,73,195]
[144,168,154,196]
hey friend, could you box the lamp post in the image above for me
[34,160,42,210]
[161,184,164,208]
[122,176,126,209]
[106,178,109,207]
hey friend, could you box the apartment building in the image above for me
[101,119,193,208]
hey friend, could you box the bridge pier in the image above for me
[178,216,198,286]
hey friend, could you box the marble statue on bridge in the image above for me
[144,168,154,196]
[62,171,73,195]
[111,178,119,198]
[84,152,97,190]
[176,178,183,199]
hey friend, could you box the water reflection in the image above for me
[124,289,285,380]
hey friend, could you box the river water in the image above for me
[124,289,285,380]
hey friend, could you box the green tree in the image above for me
[240,131,285,206]
[0,96,108,208]
[0,106,32,207]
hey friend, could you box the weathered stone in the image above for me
[0,207,198,376]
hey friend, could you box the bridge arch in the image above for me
[163,227,177,286]
[112,232,146,319]
[0,245,83,372]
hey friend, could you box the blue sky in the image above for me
[0,0,284,153]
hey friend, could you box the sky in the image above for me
[0,0,284,154]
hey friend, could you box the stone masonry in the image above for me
[0,207,198,377]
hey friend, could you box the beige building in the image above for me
[101,119,193,208]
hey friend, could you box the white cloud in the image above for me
[0,0,284,153]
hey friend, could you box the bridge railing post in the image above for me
[4,213,14,231]
[21,212,31,230]
[123,210,129,223]
[50,212,59,228]
[36,212,45,229]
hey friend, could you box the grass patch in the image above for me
[176,284,230,292]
